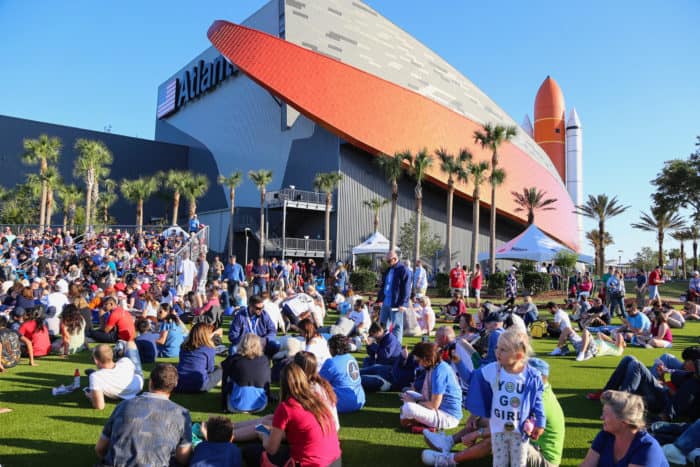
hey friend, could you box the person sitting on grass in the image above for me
[660,418,700,466]
[421,357,564,467]
[190,415,243,467]
[85,344,144,410]
[18,305,50,362]
[320,335,365,414]
[399,342,462,433]
[546,301,583,357]
[579,297,611,329]
[51,303,87,356]
[228,294,278,358]
[641,309,673,349]
[414,295,436,336]
[95,363,192,467]
[688,270,700,303]
[514,295,538,327]
[574,328,626,362]
[363,321,401,367]
[615,304,651,346]
[134,318,158,364]
[176,323,223,393]
[221,333,270,413]
[0,316,22,370]
[299,318,331,371]
[154,303,186,358]
[586,346,700,423]
[444,291,467,321]
[294,351,340,431]
[682,301,700,320]
[580,390,668,467]
[480,311,505,365]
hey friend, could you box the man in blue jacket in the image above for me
[228,295,278,358]
[223,256,245,307]
[377,250,411,343]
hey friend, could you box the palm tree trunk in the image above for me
[471,188,480,269]
[489,184,497,275]
[389,181,398,252]
[85,180,93,231]
[92,182,99,228]
[681,242,686,278]
[598,221,605,276]
[258,190,265,258]
[694,239,698,271]
[137,199,144,233]
[658,232,664,267]
[189,199,196,218]
[528,210,534,225]
[46,189,54,227]
[69,204,76,230]
[324,192,331,265]
[414,186,422,264]
[62,212,68,232]
[171,191,180,226]
[39,182,47,231]
[445,182,454,272]
[373,210,379,233]
[228,189,235,257]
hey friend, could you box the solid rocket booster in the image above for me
[534,76,566,181]
[566,108,584,245]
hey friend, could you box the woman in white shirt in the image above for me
[299,318,331,371]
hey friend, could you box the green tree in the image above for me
[630,246,660,273]
[314,171,343,266]
[668,248,682,277]
[121,176,159,233]
[22,134,62,231]
[0,184,38,225]
[651,136,700,218]
[218,171,243,257]
[398,215,442,265]
[468,160,491,268]
[403,149,433,263]
[163,170,190,226]
[96,179,118,225]
[574,195,629,275]
[586,229,614,275]
[511,187,557,225]
[474,123,517,274]
[671,229,691,278]
[183,173,209,218]
[376,152,411,252]
[631,207,685,268]
[248,169,273,258]
[689,225,700,271]
[57,184,82,230]
[74,139,113,230]
[362,198,389,234]
[436,147,470,271]
[554,250,579,280]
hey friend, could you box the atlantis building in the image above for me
[0,0,582,265]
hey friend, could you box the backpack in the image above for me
[530,321,548,339]
[0,329,21,369]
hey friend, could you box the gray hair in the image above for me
[601,390,646,430]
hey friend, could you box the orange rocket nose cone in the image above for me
[534,76,565,120]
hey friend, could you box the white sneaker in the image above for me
[662,443,686,465]
[423,430,454,453]
[378,377,392,392]
[688,447,700,464]
[575,352,585,361]
[421,450,456,467]
[582,352,594,362]
[549,347,563,356]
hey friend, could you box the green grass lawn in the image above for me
[1,306,698,467]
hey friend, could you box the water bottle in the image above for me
[73,369,81,389]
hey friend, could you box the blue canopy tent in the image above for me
[478,224,594,264]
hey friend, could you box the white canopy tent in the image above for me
[477,224,594,264]
[351,231,400,268]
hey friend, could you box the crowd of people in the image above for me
[0,228,698,467]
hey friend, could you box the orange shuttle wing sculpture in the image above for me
[207,21,579,251]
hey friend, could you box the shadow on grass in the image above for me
[49,415,107,427]
[1,439,94,467]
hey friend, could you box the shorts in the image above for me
[573,339,597,359]
[473,288,481,298]
[197,280,207,295]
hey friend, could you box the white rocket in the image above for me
[566,108,583,246]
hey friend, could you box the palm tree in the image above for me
[57,184,82,230]
[574,194,629,275]
[163,170,191,226]
[586,229,614,275]
[248,169,273,258]
[403,149,433,263]
[363,198,389,233]
[74,139,113,231]
[218,171,243,257]
[97,179,118,225]
[671,229,690,278]
[689,225,700,272]
[121,176,159,233]
[668,248,682,277]
[631,207,686,268]
[468,160,490,267]
[376,152,411,252]
[183,173,209,218]
[436,147,470,270]
[511,187,557,225]
[43,167,62,227]
[314,171,343,266]
[474,123,518,274]
[22,134,62,231]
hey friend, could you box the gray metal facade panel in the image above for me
[336,145,522,269]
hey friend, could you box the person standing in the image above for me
[195,252,209,309]
[223,256,245,307]
[251,258,270,296]
[449,262,467,298]
[635,269,647,309]
[179,252,197,297]
[469,264,483,309]
[648,264,664,301]
[377,250,411,343]
[95,363,193,466]
[413,260,428,297]
[504,267,518,307]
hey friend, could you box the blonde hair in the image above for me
[436,325,455,342]
[497,327,532,361]
[601,390,646,430]
[237,333,263,359]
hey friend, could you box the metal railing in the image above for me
[171,226,210,285]
[267,236,325,257]
[266,188,326,206]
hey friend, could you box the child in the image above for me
[467,328,545,467]
[51,304,87,356]
[190,416,243,467]
[134,318,158,364]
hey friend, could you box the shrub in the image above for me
[518,260,537,273]
[350,269,378,292]
[487,271,507,296]
[435,272,450,297]
[355,255,372,270]
[522,272,551,295]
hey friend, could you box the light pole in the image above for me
[244,228,251,265]
[304,235,309,257]
[618,249,623,272]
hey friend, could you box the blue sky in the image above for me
[1,0,698,262]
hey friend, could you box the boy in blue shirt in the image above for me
[190,416,242,467]
[320,335,365,413]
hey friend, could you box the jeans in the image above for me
[523,311,538,327]
[650,353,684,379]
[202,367,223,392]
[676,419,700,455]
[124,346,143,377]
[360,363,393,392]
[379,305,403,344]
[603,356,668,413]
[609,295,625,317]
[253,281,266,296]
